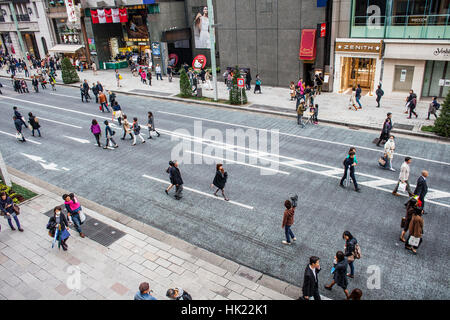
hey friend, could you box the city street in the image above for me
[0,84,449,300]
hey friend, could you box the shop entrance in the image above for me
[422,60,450,98]
[340,57,376,94]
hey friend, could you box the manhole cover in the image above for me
[393,123,414,131]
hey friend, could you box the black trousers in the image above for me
[340,166,358,189]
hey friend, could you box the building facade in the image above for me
[331,0,450,99]
[0,0,54,59]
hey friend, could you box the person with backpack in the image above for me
[426,96,439,120]
[211,164,229,201]
[103,120,118,149]
[324,251,350,299]
[343,231,359,278]
[165,161,175,195]
[131,117,146,146]
[28,112,41,137]
[375,85,384,108]
[134,282,157,300]
[340,151,360,192]
[63,193,85,238]
[46,206,69,251]
[166,288,192,300]
[254,74,262,94]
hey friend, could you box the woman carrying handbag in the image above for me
[211,164,229,201]
[47,206,70,251]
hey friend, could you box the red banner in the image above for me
[91,9,99,24]
[320,23,326,37]
[105,8,113,23]
[119,8,128,23]
[299,29,317,60]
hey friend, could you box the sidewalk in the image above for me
[0,167,301,300]
[1,67,440,137]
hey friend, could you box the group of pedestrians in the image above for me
[293,78,319,127]
[12,106,43,142]
[134,282,192,300]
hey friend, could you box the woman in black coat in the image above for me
[28,112,41,137]
[46,206,70,251]
[211,164,229,201]
[324,251,350,299]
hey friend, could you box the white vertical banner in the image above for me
[65,0,77,23]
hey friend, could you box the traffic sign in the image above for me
[237,78,245,88]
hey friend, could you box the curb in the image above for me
[2,74,448,142]
[6,165,303,300]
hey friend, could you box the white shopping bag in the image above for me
[398,182,407,193]
[408,236,420,247]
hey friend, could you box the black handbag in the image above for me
[401,217,406,228]
[12,204,20,215]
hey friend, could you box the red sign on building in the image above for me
[299,29,317,61]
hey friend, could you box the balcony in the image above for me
[351,14,450,40]
[9,14,30,22]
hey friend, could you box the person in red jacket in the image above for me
[282,199,296,245]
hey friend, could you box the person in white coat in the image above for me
[392,157,413,196]
[382,135,396,171]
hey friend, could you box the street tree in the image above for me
[61,57,80,84]
[179,68,192,98]
[229,66,247,105]
[433,90,450,137]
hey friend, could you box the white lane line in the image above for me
[142,174,254,210]
[0,130,41,144]
[37,117,82,128]
[361,179,397,188]
[158,110,450,166]
[63,136,90,144]
[184,150,290,175]
[49,92,79,99]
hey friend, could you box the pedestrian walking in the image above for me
[49,74,56,91]
[324,251,350,299]
[407,93,418,119]
[404,207,424,255]
[404,90,417,114]
[413,170,429,212]
[355,84,362,109]
[340,151,360,192]
[108,90,116,107]
[204,71,212,90]
[155,64,163,80]
[147,68,152,86]
[13,116,26,142]
[134,282,157,300]
[140,70,147,84]
[103,120,118,149]
[97,81,104,93]
[379,135,396,171]
[92,82,99,103]
[83,80,91,102]
[254,74,262,94]
[39,75,47,89]
[121,115,134,140]
[131,117,146,146]
[0,192,24,232]
[166,288,192,300]
[313,103,319,124]
[112,101,123,125]
[170,161,183,200]
[92,62,97,75]
[245,70,252,90]
[347,288,363,300]
[165,161,175,195]
[296,98,306,128]
[90,119,102,147]
[211,164,229,201]
[281,199,296,245]
[13,106,27,128]
[376,113,393,146]
[21,79,29,93]
[400,196,421,243]
[32,75,39,92]
[167,65,173,82]
[289,82,296,101]
[28,112,41,137]
[63,193,85,238]
[348,87,358,111]
[392,157,413,197]
[301,256,321,300]
[115,69,122,87]
[46,206,70,251]
[147,112,160,139]
[98,91,110,112]
[375,85,384,108]
[342,231,359,278]
[80,84,87,102]
[426,96,439,120]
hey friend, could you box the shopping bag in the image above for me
[408,236,420,247]
[378,157,386,166]
[52,229,59,248]
[398,182,407,193]
[79,210,86,224]
[119,74,123,80]
[15,132,23,140]
[99,105,102,111]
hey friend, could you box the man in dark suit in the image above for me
[414,170,429,212]
[170,161,184,200]
[301,256,321,300]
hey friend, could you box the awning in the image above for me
[48,44,84,54]
[299,29,317,60]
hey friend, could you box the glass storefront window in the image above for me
[422,60,450,97]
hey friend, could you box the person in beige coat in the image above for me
[393,157,413,196]
[405,209,424,255]
[121,114,133,140]
[382,135,396,171]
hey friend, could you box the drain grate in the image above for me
[43,205,125,247]
[393,123,414,131]
[130,89,173,96]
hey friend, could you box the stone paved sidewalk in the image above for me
[0,67,440,135]
[0,169,306,300]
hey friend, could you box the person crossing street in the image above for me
[340,151,360,192]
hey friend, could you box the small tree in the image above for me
[61,57,79,84]
[229,66,247,105]
[433,90,450,137]
[179,68,192,97]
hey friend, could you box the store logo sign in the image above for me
[433,48,450,57]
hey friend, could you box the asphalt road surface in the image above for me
[0,83,449,300]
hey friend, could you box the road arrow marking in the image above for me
[21,153,46,163]
[64,136,91,144]
[40,162,61,171]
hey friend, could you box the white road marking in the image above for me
[184,150,290,175]
[142,174,254,210]
[0,130,41,144]
[361,179,397,188]
[63,136,90,144]
[38,117,82,128]
[21,153,46,162]
[157,110,450,166]
[49,92,79,99]
[40,162,61,171]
